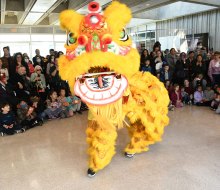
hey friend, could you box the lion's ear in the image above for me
[59,10,84,35]
[104,1,131,37]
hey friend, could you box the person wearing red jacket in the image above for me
[171,84,184,108]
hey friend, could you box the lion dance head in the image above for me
[58,1,140,106]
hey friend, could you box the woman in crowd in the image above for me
[0,58,9,80]
[192,54,206,79]
[175,52,189,85]
[46,55,56,75]
[166,48,178,75]
[154,50,166,73]
[208,51,220,85]
[9,66,31,101]
[9,52,29,78]
[23,55,35,77]
[30,65,46,99]
[186,51,195,81]
[140,49,149,70]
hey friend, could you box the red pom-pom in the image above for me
[88,2,100,12]
[78,35,88,46]
[102,34,112,45]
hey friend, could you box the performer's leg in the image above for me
[86,120,117,174]
[124,121,154,156]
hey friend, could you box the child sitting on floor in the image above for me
[17,100,43,130]
[181,87,191,105]
[194,85,210,106]
[210,92,220,111]
[71,95,82,114]
[171,84,183,108]
[204,85,215,105]
[43,90,64,120]
[58,88,74,118]
[184,79,193,103]
[0,102,25,136]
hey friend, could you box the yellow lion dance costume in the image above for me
[58,1,169,177]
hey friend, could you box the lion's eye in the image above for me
[120,28,129,41]
[67,32,77,45]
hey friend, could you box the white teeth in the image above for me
[74,75,128,105]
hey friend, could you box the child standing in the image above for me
[171,84,183,108]
[0,102,25,136]
[43,91,63,120]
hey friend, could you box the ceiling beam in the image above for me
[1,0,6,24]
[68,0,93,10]
[34,0,66,25]
[181,0,220,7]
[48,0,93,25]
[18,0,37,24]
[132,0,177,15]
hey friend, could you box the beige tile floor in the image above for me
[0,106,220,190]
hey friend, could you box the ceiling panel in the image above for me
[31,0,57,12]
[23,13,44,25]
[1,0,220,26]
[134,1,217,20]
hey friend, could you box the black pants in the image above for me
[0,124,23,135]
[212,74,220,85]
[20,117,42,130]
[196,101,211,107]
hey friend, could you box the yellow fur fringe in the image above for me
[123,72,170,153]
[86,120,117,172]
[104,1,132,46]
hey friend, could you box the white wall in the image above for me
[156,9,220,51]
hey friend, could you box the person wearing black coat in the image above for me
[175,52,190,85]
[192,54,206,79]
[8,66,31,101]
[0,73,19,112]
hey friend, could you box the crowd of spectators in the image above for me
[1,41,219,136]
[140,41,220,113]
[0,46,87,136]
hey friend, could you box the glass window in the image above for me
[55,43,66,53]
[54,35,66,42]
[0,34,30,42]
[0,42,30,57]
[137,33,146,40]
[31,42,54,57]
[31,34,53,42]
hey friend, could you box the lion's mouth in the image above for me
[74,66,128,105]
